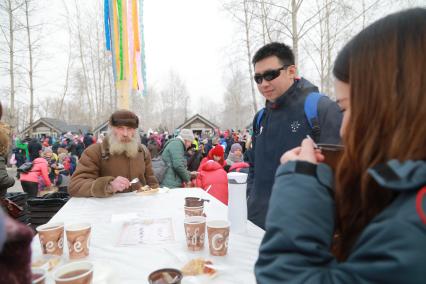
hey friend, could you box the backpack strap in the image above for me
[139,144,150,161]
[254,108,266,134]
[304,92,324,143]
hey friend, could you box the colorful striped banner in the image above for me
[104,0,145,107]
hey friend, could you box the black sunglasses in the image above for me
[254,65,289,84]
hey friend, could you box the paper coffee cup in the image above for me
[54,261,93,284]
[184,216,206,251]
[184,205,204,217]
[36,223,64,256]
[207,220,230,256]
[65,223,91,259]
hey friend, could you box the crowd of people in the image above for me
[0,7,425,283]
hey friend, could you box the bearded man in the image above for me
[68,110,159,197]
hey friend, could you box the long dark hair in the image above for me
[332,8,426,261]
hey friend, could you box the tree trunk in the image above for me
[7,0,16,129]
[24,0,34,134]
[243,0,258,114]
[74,0,94,127]
[291,0,299,66]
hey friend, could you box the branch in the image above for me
[251,0,292,14]
[0,24,10,45]
[335,0,382,36]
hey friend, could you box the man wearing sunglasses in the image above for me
[247,42,342,229]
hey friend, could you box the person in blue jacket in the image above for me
[255,8,426,284]
[247,42,342,229]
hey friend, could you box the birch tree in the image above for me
[0,0,23,129]
[160,71,190,132]
[222,69,252,130]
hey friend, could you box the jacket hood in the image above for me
[368,160,426,192]
[200,160,223,172]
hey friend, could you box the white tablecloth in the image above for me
[31,188,265,284]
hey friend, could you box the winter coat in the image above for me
[228,161,249,174]
[186,150,202,172]
[255,160,426,284]
[0,157,14,197]
[0,211,34,284]
[69,136,159,197]
[248,78,342,229]
[19,157,51,187]
[195,160,228,205]
[161,138,190,188]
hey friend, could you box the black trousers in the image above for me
[20,181,38,198]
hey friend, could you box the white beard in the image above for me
[108,133,139,159]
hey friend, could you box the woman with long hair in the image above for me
[255,8,426,283]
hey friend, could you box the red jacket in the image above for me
[19,157,52,187]
[196,160,228,205]
[228,162,249,173]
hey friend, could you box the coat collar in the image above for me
[368,160,426,192]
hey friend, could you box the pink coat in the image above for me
[196,160,228,205]
[19,157,52,187]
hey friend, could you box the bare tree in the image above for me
[197,96,223,128]
[222,69,252,129]
[0,0,23,129]
[160,71,190,132]
[22,0,40,130]
[73,0,94,126]
[223,0,258,115]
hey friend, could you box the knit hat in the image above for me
[109,109,139,129]
[180,129,194,142]
[210,144,224,158]
[230,143,242,153]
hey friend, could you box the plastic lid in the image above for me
[227,172,248,184]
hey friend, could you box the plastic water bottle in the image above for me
[227,172,248,233]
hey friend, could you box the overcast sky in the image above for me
[144,0,237,106]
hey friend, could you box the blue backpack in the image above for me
[255,92,324,142]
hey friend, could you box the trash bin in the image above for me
[27,192,69,229]
[4,192,29,224]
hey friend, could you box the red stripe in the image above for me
[415,186,426,225]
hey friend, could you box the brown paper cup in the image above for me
[185,197,204,207]
[184,205,204,217]
[36,223,64,256]
[184,216,206,251]
[65,223,91,260]
[318,144,344,172]
[54,261,93,284]
[207,220,230,256]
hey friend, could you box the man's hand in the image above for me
[109,176,131,193]
[280,138,325,165]
[190,171,198,179]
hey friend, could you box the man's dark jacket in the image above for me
[247,78,342,229]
